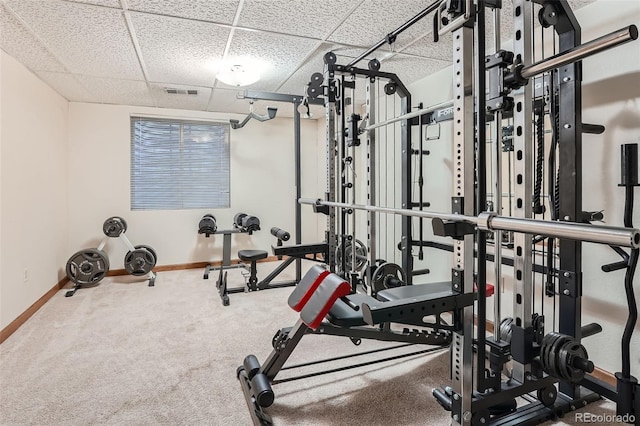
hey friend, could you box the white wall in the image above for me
[67,103,321,270]
[406,1,640,374]
[0,51,69,330]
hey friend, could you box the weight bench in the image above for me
[237,265,460,425]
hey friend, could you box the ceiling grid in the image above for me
[0,0,596,115]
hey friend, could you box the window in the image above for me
[130,117,230,210]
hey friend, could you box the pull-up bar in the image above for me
[346,0,441,67]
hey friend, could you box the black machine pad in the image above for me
[377,282,453,301]
[238,250,269,262]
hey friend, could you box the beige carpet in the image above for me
[0,262,617,425]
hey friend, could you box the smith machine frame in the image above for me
[302,0,639,424]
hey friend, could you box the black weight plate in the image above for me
[135,245,157,266]
[124,247,156,276]
[66,248,110,286]
[371,262,406,293]
[559,341,588,382]
[103,216,127,237]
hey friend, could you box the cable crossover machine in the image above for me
[238,0,640,425]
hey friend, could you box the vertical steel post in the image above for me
[556,0,583,399]
[450,24,475,425]
[325,70,338,272]
[367,80,377,282]
[511,0,534,383]
[400,89,413,283]
[492,5,503,342]
[294,102,302,282]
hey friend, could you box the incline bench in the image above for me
[237,264,482,425]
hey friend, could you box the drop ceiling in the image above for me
[1,0,596,116]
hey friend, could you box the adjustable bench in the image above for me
[237,265,458,425]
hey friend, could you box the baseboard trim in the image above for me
[0,276,69,344]
[105,255,281,276]
[1,256,283,343]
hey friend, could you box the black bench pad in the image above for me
[377,282,452,301]
[327,294,378,327]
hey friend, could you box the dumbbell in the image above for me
[198,214,217,236]
[234,212,261,234]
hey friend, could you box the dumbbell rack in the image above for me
[65,217,157,297]
[202,228,251,279]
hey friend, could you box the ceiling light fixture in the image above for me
[216,64,261,87]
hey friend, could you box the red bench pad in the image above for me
[300,274,351,330]
[288,265,330,312]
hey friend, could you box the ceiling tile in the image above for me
[74,75,155,106]
[150,83,212,111]
[328,0,432,48]
[0,4,67,72]
[127,0,240,24]
[67,0,122,7]
[238,0,360,39]
[277,49,326,95]
[131,12,229,87]
[400,32,452,61]
[208,87,251,114]
[35,71,95,102]
[4,0,143,80]
[380,54,450,86]
[220,29,319,91]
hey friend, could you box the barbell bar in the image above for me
[520,25,638,80]
[362,99,454,132]
[298,198,640,249]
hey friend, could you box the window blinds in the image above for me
[130,117,230,210]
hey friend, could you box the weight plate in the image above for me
[135,244,157,265]
[371,262,406,293]
[124,247,156,276]
[103,216,127,237]
[558,340,589,382]
[66,248,110,287]
[335,239,367,273]
[499,317,513,343]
